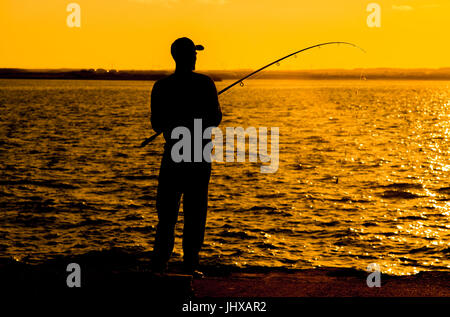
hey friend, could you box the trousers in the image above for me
[151,152,211,272]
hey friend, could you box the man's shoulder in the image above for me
[192,72,215,85]
[154,74,173,86]
[153,75,177,93]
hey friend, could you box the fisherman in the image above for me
[150,37,222,277]
[145,40,363,276]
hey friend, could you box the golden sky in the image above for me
[1,0,449,70]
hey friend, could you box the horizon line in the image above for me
[2,67,450,72]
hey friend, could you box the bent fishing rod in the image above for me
[139,41,365,148]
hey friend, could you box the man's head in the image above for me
[171,37,204,71]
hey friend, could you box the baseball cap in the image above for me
[171,37,204,59]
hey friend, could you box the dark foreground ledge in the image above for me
[1,261,449,313]
[193,268,450,297]
[1,259,448,298]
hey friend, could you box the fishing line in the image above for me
[340,47,370,184]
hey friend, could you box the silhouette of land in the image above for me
[2,68,450,81]
[210,68,450,80]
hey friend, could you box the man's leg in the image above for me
[151,165,182,272]
[182,165,211,273]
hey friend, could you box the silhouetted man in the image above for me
[150,37,222,277]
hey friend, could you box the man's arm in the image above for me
[206,77,222,127]
[150,81,164,134]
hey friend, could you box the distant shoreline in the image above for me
[2,68,450,81]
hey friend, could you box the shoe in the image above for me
[190,270,205,279]
[181,265,204,278]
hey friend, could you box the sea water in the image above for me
[0,79,449,275]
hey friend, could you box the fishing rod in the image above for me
[139,41,365,148]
